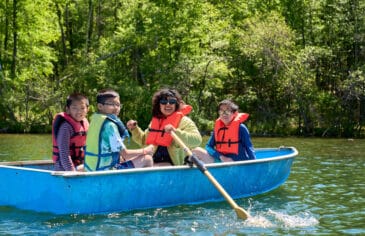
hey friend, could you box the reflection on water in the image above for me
[0,135,364,235]
[0,134,51,161]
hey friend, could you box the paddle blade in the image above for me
[235,207,250,220]
[234,207,250,220]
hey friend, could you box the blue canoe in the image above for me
[0,147,298,215]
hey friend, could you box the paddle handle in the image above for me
[171,132,193,156]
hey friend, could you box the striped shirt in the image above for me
[54,122,76,171]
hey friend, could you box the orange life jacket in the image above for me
[146,105,192,146]
[214,112,249,155]
[52,112,89,167]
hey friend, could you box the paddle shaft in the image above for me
[170,131,250,219]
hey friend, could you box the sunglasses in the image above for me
[160,99,177,105]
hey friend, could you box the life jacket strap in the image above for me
[148,128,166,137]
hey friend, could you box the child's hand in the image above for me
[144,145,154,155]
[76,164,85,172]
[219,155,234,162]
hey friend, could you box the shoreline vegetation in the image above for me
[0,124,363,138]
[0,1,364,138]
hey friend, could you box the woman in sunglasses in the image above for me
[127,88,202,166]
[192,99,256,163]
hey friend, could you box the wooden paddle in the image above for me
[170,131,250,220]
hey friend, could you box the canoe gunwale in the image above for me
[0,146,298,178]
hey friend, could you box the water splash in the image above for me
[267,209,319,227]
[240,201,275,228]
[244,214,275,228]
[240,207,319,228]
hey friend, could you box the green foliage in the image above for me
[0,0,364,137]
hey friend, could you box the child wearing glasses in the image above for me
[126,88,202,166]
[84,89,153,171]
[52,93,89,171]
[192,99,256,163]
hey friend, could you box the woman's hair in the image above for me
[152,89,182,118]
[218,99,239,113]
[96,89,119,104]
[66,93,89,108]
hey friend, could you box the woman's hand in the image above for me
[163,124,176,133]
[127,120,137,130]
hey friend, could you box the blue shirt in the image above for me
[206,124,255,161]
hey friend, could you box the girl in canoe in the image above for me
[193,99,256,163]
[84,89,153,171]
[127,88,202,166]
[52,93,89,171]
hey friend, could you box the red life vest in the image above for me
[52,112,89,167]
[214,112,249,155]
[146,105,192,146]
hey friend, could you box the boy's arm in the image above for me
[240,124,256,160]
[205,134,221,160]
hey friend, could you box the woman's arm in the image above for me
[130,125,149,147]
[174,116,202,148]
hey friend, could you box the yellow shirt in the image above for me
[131,116,202,165]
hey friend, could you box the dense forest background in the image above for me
[0,0,364,137]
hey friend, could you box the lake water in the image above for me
[0,134,364,235]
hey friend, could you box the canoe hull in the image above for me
[0,147,297,214]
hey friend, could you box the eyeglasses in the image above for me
[160,99,177,105]
[103,102,122,108]
[218,110,232,115]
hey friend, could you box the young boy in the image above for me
[84,89,153,171]
[52,93,89,171]
[192,99,255,163]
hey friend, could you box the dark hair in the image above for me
[218,99,239,113]
[66,93,89,108]
[152,89,182,118]
[96,89,119,104]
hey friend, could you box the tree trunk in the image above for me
[56,3,67,68]
[86,0,94,54]
[11,0,18,78]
